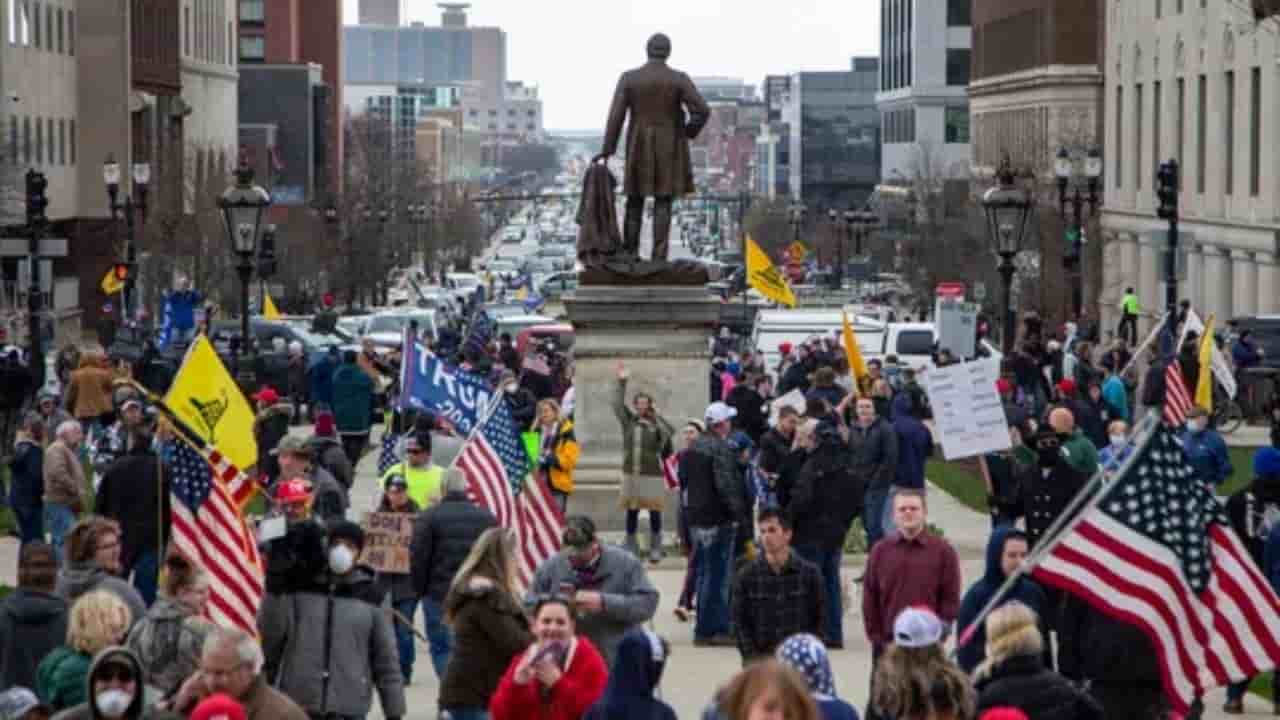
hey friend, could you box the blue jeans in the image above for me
[422,597,452,680]
[692,523,736,640]
[127,549,159,607]
[440,709,490,720]
[393,598,417,680]
[1227,679,1250,702]
[795,545,843,646]
[864,487,888,547]
[44,503,76,563]
[13,503,43,547]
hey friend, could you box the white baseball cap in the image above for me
[893,606,944,648]
[704,401,737,425]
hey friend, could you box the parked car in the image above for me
[495,314,556,343]
[362,310,439,351]
[538,271,579,301]
[516,323,575,357]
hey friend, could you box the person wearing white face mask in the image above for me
[49,645,179,719]
[258,521,406,720]
[1178,407,1233,488]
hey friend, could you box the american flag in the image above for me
[522,352,551,377]
[165,439,264,637]
[377,431,402,477]
[205,447,259,509]
[661,452,680,492]
[1032,425,1280,714]
[1165,360,1195,425]
[455,396,563,587]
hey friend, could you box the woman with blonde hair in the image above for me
[872,607,974,720]
[973,602,1101,720]
[711,659,821,720]
[437,527,532,720]
[36,590,131,710]
[126,548,214,696]
[532,398,579,512]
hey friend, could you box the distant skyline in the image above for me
[342,0,881,131]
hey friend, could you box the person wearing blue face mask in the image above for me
[1179,407,1232,488]
[1097,420,1135,473]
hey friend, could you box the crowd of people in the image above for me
[5,284,1280,720]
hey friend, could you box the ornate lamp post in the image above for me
[982,158,1034,355]
[103,156,149,323]
[1053,146,1102,318]
[219,165,272,385]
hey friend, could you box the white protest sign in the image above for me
[937,300,979,360]
[921,357,1012,460]
[769,389,807,427]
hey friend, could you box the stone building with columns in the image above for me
[1100,0,1280,339]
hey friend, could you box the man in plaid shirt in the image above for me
[731,507,825,664]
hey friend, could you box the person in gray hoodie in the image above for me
[49,646,179,720]
[525,515,660,668]
[55,518,146,626]
[0,542,69,690]
[258,521,405,720]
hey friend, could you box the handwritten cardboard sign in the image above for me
[359,512,414,574]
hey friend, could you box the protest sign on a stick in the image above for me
[359,512,415,574]
[921,358,1011,460]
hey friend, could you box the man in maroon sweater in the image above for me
[862,486,961,650]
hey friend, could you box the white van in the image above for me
[750,310,997,375]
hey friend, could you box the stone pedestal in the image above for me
[564,285,719,530]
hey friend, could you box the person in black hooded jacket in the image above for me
[95,434,168,607]
[0,542,68,690]
[788,421,863,648]
[583,628,676,720]
[726,375,770,445]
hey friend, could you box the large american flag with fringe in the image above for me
[1031,425,1280,714]
[455,397,563,587]
[165,439,264,636]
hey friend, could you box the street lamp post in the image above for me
[982,157,1034,355]
[103,157,149,323]
[1053,146,1102,319]
[219,165,272,387]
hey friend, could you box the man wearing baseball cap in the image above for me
[682,401,748,647]
[272,435,347,526]
[379,434,444,510]
[251,387,292,484]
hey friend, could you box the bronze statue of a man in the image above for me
[595,33,710,262]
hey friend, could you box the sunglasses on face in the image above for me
[407,448,427,455]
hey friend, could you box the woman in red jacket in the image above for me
[490,595,608,720]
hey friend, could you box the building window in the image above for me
[1224,71,1234,195]
[239,34,264,61]
[944,107,968,143]
[1251,67,1261,197]
[184,7,190,56]
[526,123,536,131]
[1196,74,1206,193]
[57,117,63,165]
[55,7,61,53]
[240,0,264,22]
[1152,81,1162,175]
[1135,84,1143,190]
[1114,86,1123,188]
[946,0,970,26]
[34,116,41,164]
[527,109,536,117]
[31,1,39,48]
[946,49,970,86]
[1156,0,1162,18]
[67,9,72,54]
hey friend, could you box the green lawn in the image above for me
[929,446,1266,515]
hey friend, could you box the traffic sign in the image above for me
[936,282,965,299]
[973,282,987,301]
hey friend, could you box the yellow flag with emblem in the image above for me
[262,293,281,320]
[100,267,124,295]
[163,336,258,470]
[746,235,796,308]
[842,310,869,395]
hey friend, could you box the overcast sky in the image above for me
[342,0,881,131]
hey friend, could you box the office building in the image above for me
[358,0,400,26]
[238,0,342,198]
[1100,0,1280,334]
[784,58,881,208]
[876,0,971,182]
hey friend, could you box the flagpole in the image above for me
[955,409,1162,649]
[1119,312,1170,379]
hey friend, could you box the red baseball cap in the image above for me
[1056,378,1077,395]
[252,386,280,404]
[190,693,246,720]
[995,378,1013,395]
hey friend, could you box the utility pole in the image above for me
[24,170,48,388]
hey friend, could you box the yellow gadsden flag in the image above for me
[746,235,796,308]
[1195,313,1216,412]
[164,336,258,471]
[100,267,124,295]
[262,293,282,320]
[841,310,869,395]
